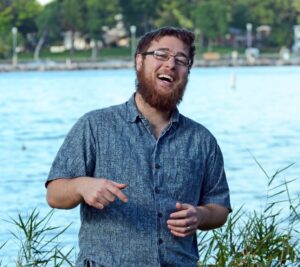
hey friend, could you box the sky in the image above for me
[37,0,53,5]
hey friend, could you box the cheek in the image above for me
[179,70,189,80]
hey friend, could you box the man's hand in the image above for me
[167,202,229,237]
[167,202,201,237]
[78,177,128,209]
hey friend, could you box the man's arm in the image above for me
[46,177,128,210]
[167,202,229,237]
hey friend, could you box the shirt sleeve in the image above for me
[199,136,232,211]
[46,114,96,186]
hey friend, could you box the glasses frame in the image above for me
[141,50,191,67]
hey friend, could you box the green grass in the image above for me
[17,47,131,61]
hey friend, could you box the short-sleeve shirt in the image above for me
[47,94,231,267]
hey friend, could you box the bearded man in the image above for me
[46,27,231,267]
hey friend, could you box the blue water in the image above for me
[0,66,299,264]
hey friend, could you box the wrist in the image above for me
[74,176,89,201]
[196,206,205,228]
[196,205,214,230]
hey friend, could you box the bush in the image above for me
[0,41,10,59]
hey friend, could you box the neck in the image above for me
[135,93,172,138]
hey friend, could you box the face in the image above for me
[135,36,190,112]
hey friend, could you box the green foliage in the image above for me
[119,0,162,34]
[60,0,83,32]
[84,0,120,38]
[192,0,231,48]
[16,46,131,60]
[0,0,41,52]
[197,162,300,266]
[154,0,193,29]
[5,209,74,267]
[36,1,62,41]
[1,0,300,52]
[0,35,10,59]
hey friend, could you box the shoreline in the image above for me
[1,57,300,72]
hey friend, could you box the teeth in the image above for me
[158,74,174,82]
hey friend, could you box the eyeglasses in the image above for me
[141,50,191,67]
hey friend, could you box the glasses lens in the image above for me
[152,50,190,67]
[154,50,169,60]
[175,56,189,66]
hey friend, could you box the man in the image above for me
[46,27,231,267]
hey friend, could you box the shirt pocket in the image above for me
[164,157,203,205]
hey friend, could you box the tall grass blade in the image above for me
[198,160,300,266]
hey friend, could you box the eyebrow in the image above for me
[156,48,188,58]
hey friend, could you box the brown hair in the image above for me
[135,27,195,69]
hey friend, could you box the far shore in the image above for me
[1,56,300,72]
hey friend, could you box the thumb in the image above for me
[112,181,128,189]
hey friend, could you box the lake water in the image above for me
[0,66,299,264]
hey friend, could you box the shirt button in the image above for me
[155,186,160,194]
[154,163,161,169]
[158,212,163,218]
[158,238,163,244]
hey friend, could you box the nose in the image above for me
[165,55,176,69]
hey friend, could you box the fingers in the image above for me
[170,203,196,219]
[107,182,128,203]
[175,202,190,210]
[168,224,196,237]
[112,181,128,190]
[167,217,197,230]
[167,218,197,237]
[167,202,199,237]
[85,179,128,209]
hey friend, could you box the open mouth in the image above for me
[157,74,174,83]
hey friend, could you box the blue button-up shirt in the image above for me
[47,94,231,267]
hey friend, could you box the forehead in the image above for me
[148,36,189,55]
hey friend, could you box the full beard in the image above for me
[136,67,188,112]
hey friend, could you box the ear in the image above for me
[135,54,143,71]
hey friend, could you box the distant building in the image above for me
[102,14,129,47]
[63,31,88,50]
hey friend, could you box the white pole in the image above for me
[246,23,252,48]
[130,25,136,62]
[12,27,18,66]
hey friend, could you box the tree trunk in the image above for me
[34,31,47,61]
[70,31,75,56]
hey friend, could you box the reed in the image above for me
[0,241,7,266]
[3,209,74,267]
[197,162,300,266]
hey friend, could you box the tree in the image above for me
[11,0,42,50]
[119,0,161,35]
[0,0,41,58]
[154,0,193,29]
[34,1,62,60]
[84,0,121,59]
[0,1,13,58]
[59,0,84,55]
[192,0,231,50]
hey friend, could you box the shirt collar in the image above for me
[126,93,180,124]
[126,94,140,123]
